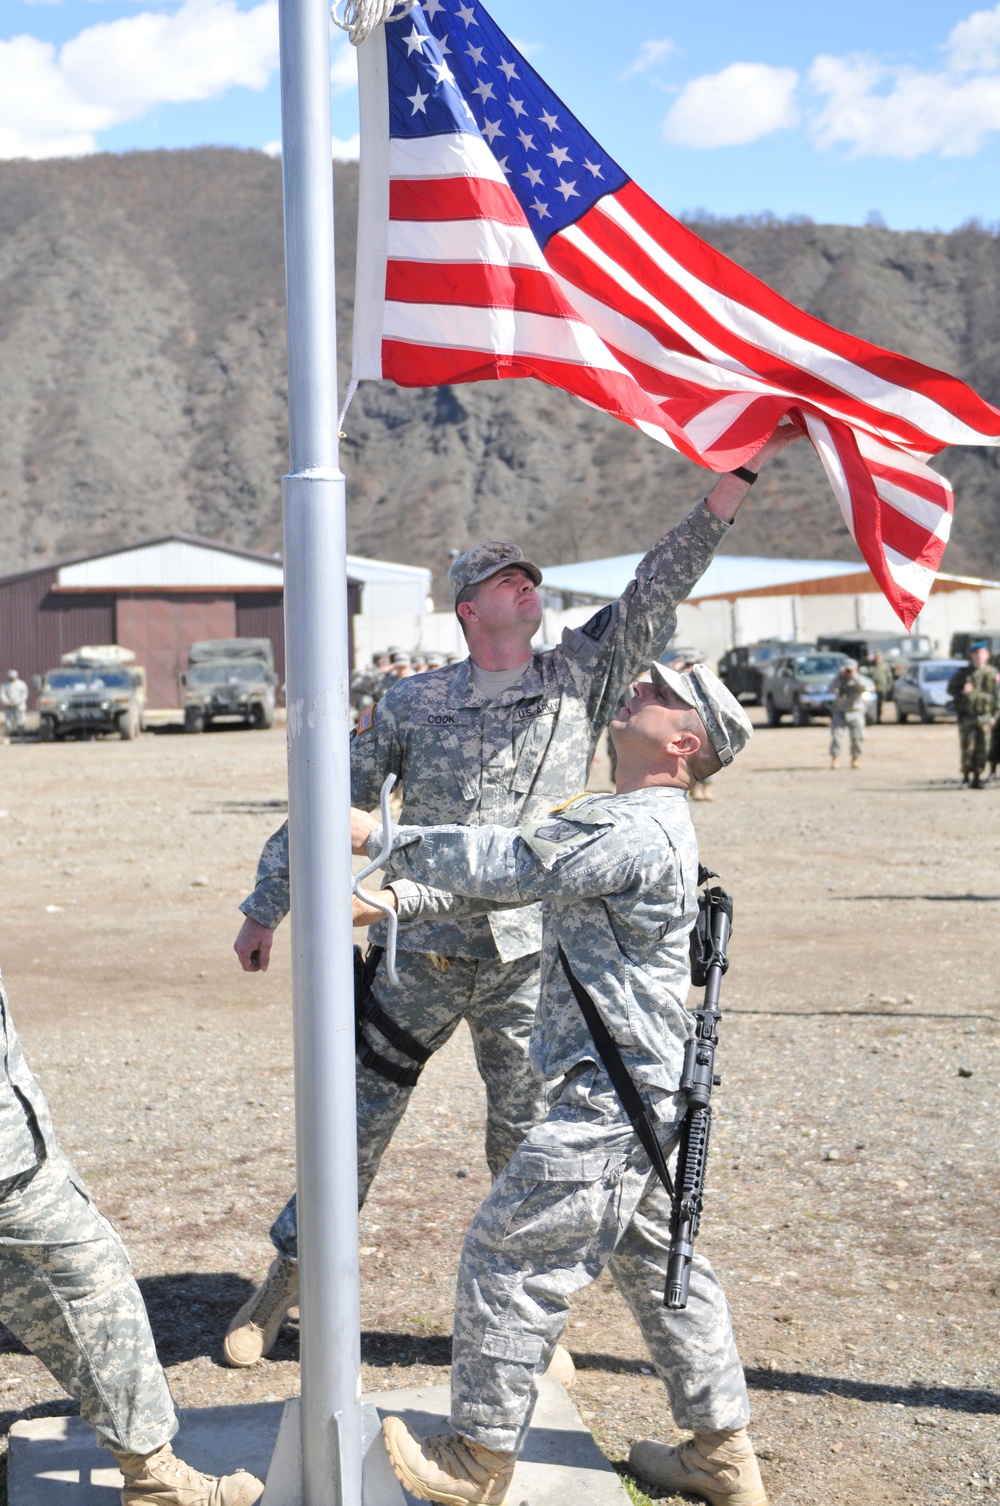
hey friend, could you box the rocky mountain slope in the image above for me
[2,148,999,600]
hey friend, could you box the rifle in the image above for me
[558,863,732,1313]
[665,866,731,1310]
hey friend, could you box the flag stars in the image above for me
[529,198,551,219]
[472,78,496,102]
[547,144,571,166]
[431,58,456,84]
[508,96,526,117]
[455,2,477,25]
[465,42,486,65]
[402,25,428,55]
[583,159,604,178]
[495,155,512,173]
[522,164,542,186]
[498,58,518,81]
[555,178,579,201]
[540,109,560,131]
[421,0,444,16]
[481,117,504,142]
[518,129,536,151]
[408,84,429,114]
[435,33,452,54]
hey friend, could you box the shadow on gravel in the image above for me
[137,1273,261,1364]
[361,1331,452,1368]
[835,892,1000,903]
[573,1353,998,1414]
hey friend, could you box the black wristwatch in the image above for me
[731,466,758,485]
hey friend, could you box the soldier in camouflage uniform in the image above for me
[225,427,803,1368]
[828,659,873,769]
[366,662,766,1506]
[947,642,999,788]
[0,963,263,1506]
[866,651,895,722]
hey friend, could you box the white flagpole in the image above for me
[277,0,361,1502]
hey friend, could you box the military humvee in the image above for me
[36,646,147,741]
[181,638,277,733]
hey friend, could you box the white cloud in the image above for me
[0,0,279,159]
[947,2,1000,72]
[619,39,675,82]
[664,62,799,148]
[331,39,357,92]
[261,133,359,160]
[809,36,1000,158]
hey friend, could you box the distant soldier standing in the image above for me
[2,669,28,740]
[829,660,873,770]
[866,651,895,722]
[948,642,999,788]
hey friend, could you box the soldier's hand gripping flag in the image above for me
[349,0,1000,627]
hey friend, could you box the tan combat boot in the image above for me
[114,1443,263,1506]
[222,1255,298,1367]
[382,1417,515,1506]
[629,1427,767,1506]
[545,1343,576,1387]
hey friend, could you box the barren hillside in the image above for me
[1,149,999,600]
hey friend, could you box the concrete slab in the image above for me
[9,1378,629,1506]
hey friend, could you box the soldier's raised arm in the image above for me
[562,422,803,730]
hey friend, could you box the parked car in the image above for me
[816,631,933,670]
[949,631,1000,664]
[35,647,147,741]
[762,651,877,725]
[718,639,814,704]
[180,638,277,732]
[893,658,967,722]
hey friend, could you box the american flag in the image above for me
[351,0,1000,627]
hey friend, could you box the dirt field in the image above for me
[0,710,997,1506]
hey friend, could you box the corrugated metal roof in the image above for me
[540,554,865,602]
[59,538,285,590]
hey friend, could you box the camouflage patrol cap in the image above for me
[649,660,753,767]
[448,541,542,598]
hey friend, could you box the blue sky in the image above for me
[4,0,1000,229]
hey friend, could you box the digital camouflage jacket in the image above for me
[241,500,728,961]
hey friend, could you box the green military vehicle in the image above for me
[181,638,277,733]
[36,647,147,741]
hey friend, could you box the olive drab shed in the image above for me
[240,499,730,956]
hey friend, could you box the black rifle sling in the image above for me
[557,945,674,1200]
[354,945,432,1089]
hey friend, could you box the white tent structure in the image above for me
[539,553,1000,664]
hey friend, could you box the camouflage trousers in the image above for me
[0,1152,178,1453]
[448,1067,750,1453]
[958,717,991,778]
[270,949,545,1259]
[830,708,866,760]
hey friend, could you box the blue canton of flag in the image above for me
[384,0,627,243]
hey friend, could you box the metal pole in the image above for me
[278,0,361,1503]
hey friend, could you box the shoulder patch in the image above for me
[580,604,613,642]
[532,819,580,844]
[356,704,375,735]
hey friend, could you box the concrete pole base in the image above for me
[8,1379,630,1506]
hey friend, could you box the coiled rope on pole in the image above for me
[331,0,415,45]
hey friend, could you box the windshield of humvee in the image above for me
[188,662,264,687]
[46,669,131,690]
[794,656,843,675]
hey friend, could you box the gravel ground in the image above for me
[0,711,996,1506]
